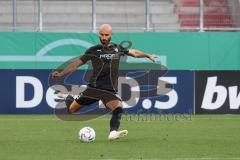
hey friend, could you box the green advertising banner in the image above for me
[0,32,239,70]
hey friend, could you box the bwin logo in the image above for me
[100,54,115,59]
[201,76,240,110]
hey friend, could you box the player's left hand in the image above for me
[148,54,158,62]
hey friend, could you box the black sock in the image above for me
[110,107,123,131]
[65,95,74,113]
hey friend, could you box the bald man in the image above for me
[52,24,157,140]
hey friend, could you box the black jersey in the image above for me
[80,43,129,93]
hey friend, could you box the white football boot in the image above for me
[108,130,128,140]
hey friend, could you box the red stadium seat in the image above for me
[174,0,233,31]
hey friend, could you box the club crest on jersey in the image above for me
[114,48,118,52]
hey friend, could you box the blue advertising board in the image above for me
[0,69,194,114]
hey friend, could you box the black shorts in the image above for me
[75,87,122,106]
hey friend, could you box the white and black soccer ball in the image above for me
[78,127,96,142]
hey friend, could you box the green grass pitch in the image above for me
[0,114,239,160]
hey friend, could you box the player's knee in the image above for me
[69,105,78,113]
[69,102,83,113]
[106,100,123,111]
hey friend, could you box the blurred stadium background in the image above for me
[0,0,240,160]
[1,0,240,32]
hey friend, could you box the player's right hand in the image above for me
[51,71,63,78]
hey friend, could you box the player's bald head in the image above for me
[99,24,112,34]
[98,24,112,46]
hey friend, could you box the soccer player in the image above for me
[52,24,157,140]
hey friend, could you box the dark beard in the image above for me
[100,37,111,46]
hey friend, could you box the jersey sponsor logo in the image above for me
[100,54,119,59]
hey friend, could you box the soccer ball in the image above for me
[78,127,96,142]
